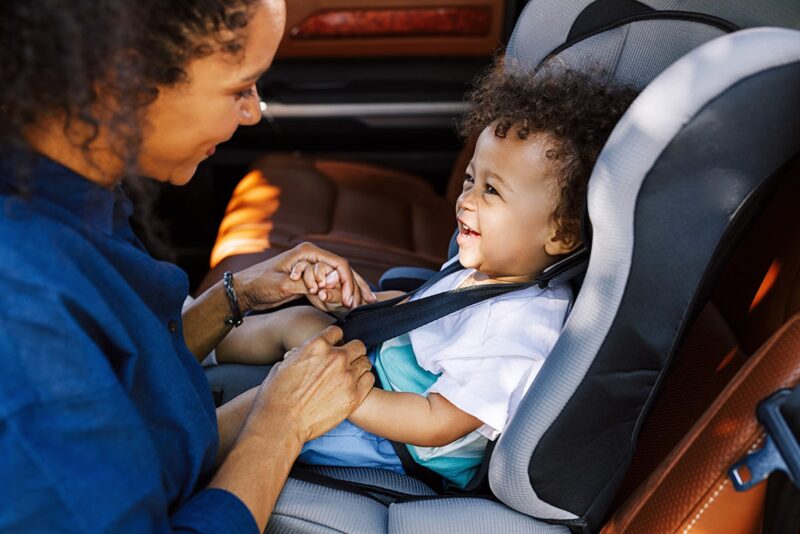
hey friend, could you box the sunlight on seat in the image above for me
[210,170,282,268]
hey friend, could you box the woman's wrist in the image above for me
[231,264,284,314]
[226,272,251,314]
[244,398,307,451]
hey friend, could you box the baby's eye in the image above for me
[485,184,499,196]
[463,173,474,183]
[235,86,257,100]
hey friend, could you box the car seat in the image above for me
[206,6,800,533]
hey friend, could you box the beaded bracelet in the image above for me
[222,271,243,327]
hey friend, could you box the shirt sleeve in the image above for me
[428,356,545,438]
[0,389,258,533]
[171,489,258,534]
[0,297,258,533]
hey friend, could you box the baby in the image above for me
[216,62,637,488]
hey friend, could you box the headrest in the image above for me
[491,27,800,531]
[506,0,800,89]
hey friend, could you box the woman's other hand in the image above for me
[250,325,374,442]
[235,242,375,312]
[210,325,373,531]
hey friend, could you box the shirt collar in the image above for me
[0,151,134,237]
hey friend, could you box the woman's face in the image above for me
[137,0,285,185]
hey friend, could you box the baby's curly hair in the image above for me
[460,59,638,249]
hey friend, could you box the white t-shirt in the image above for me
[409,259,573,440]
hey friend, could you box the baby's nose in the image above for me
[458,189,478,209]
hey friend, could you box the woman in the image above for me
[0,0,375,531]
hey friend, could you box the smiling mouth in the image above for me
[459,220,481,237]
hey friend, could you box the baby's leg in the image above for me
[215,306,335,365]
[298,418,405,474]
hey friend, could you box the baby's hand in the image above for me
[289,259,375,316]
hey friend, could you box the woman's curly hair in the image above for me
[0,0,260,172]
[460,59,638,249]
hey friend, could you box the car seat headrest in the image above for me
[506,0,800,90]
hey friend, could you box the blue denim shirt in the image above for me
[0,154,257,533]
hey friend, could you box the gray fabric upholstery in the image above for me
[506,0,594,69]
[554,20,726,90]
[492,27,800,520]
[640,0,800,28]
[268,475,570,533]
[266,476,388,533]
[387,498,569,533]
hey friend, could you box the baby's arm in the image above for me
[348,389,482,447]
[215,306,336,365]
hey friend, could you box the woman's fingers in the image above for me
[340,338,367,362]
[234,243,357,312]
[314,262,333,288]
[257,325,369,441]
[317,324,344,345]
[352,271,376,305]
[353,356,375,403]
[282,242,378,308]
[290,260,311,281]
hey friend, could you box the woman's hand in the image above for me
[289,261,372,317]
[210,325,373,531]
[249,325,374,443]
[234,242,375,312]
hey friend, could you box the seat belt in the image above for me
[729,385,800,533]
[334,248,588,347]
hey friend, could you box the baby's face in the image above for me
[455,125,570,282]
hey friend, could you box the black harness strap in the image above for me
[334,261,533,347]
[335,261,535,490]
[331,252,588,492]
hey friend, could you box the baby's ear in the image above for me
[545,227,581,257]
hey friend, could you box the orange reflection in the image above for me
[748,259,780,313]
[715,347,739,374]
[210,170,281,268]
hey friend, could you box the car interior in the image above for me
[138,1,800,532]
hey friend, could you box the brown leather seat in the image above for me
[199,142,475,293]
[602,315,800,534]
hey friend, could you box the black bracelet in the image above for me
[222,271,244,327]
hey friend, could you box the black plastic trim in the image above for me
[567,0,656,41]
[546,10,739,65]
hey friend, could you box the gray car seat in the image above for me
[212,3,800,533]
